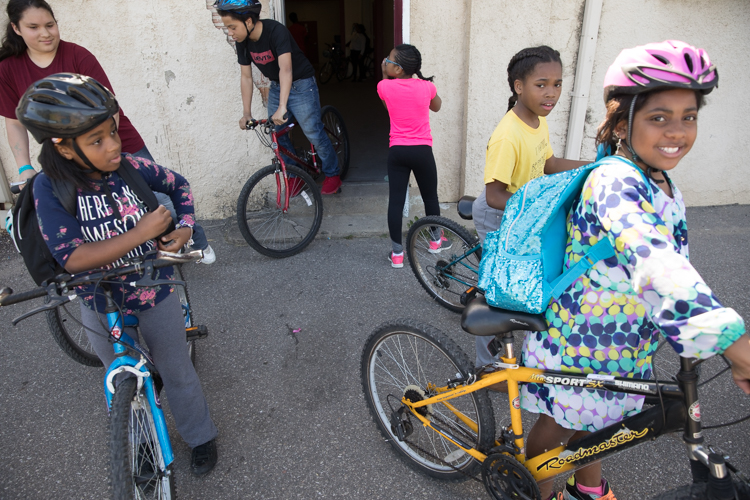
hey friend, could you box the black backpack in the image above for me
[12,160,160,286]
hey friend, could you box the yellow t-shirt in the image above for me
[484,111,554,193]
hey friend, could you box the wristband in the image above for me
[18,164,34,175]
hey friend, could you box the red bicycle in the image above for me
[237,106,350,258]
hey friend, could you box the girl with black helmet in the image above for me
[16,73,219,477]
[0,0,216,263]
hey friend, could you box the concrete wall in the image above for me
[2,0,748,216]
[411,0,750,206]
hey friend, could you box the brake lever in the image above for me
[129,259,184,288]
[11,283,73,325]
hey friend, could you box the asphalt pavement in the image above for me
[1,204,749,499]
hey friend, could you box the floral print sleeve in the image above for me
[586,161,744,358]
[126,155,195,228]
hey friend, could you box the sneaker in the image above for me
[428,232,453,254]
[388,252,404,268]
[287,176,305,198]
[321,175,342,195]
[562,476,617,500]
[190,438,218,476]
[198,245,216,265]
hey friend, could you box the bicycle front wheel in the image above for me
[406,216,482,313]
[110,378,176,500]
[361,320,495,480]
[237,164,323,258]
[46,298,102,367]
[320,105,350,180]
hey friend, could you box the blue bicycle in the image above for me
[0,250,207,499]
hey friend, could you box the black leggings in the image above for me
[387,145,440,248]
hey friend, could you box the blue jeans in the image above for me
[268,77,339,177]
[132,146,209,251]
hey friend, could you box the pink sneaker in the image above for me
[321,175,342,195]
[429,232,453,254]
[287,176,305,198]
[388,252,404,268]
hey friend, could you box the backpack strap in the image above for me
[548,239,616,300]
[116,158,159,212]
[49,177,78,216]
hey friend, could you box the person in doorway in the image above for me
[0,0,216,263]
[215,0,343,194]
[472,46,587,389]
[287,12,306,55]
[348,24,367,82]
[378,44,443,268]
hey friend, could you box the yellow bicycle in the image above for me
[360,298,749,499]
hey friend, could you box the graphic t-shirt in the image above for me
[377,78,437,147]
[236,19,315,82]
[484,111,553,193]
[34,155,195,313]
[0,40,145,154]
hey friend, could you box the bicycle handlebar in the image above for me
[0,249,202,308]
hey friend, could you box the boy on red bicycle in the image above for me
[214,0,343,195]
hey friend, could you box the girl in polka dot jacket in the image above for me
[521,41,750,500]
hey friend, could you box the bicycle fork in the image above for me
[101,289,175,466]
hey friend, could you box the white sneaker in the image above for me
[199,245,216,265]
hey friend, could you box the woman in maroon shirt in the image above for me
[0,0,214,261]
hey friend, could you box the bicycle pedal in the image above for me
[460,286,478,306]
[186,325,209,340]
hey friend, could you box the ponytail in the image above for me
[506,45,561,112]
[0,0,57,62]
[393,44,434,82]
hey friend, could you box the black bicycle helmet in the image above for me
[213,0,262,14]
[15,73,119,144]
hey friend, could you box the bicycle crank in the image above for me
[482,453,541,500]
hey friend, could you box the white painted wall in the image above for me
[2,0,748,216]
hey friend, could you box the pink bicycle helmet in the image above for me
[603,40,718,103]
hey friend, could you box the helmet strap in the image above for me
[71,139,103,174]
[626,94,665,185]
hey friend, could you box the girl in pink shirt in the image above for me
[377,44,443,268]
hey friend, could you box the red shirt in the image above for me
[0,40,145,153]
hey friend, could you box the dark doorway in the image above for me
[284,0,394,183]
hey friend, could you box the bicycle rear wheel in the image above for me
[336,60,352,81]
[320,61,334,84]
[236,164,323,258]
[361,320,495,480]
[320,105,350,179]
[110,377,176,499]
[406,216,482,313]
[46,298,102,367]
[172,265,195,365]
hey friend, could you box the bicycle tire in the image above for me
[320,105,351,180]
[361,320,495,480]
[46,298,102,367]
[651,479,750,499]
[406,216,482,313]
[320,61,334,84]
[110,377,176,499]
[172,265,195,366]
[336,60,352,81]
[236,164,323,258]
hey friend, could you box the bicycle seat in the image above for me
[457,196,476,220]
[461,297,547,336]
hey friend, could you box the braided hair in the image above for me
[393,44,433,81]
[506,45,561,112]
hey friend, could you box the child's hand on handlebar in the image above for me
[158,227,192,252]
[723,334,750,395]
[240,113,254,130]
[135,206,172,242]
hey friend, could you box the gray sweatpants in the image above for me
[81,291,218,448]
[472,186,505,367]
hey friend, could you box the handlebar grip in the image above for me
[0,286,48,306]
[245,119,260,129]
[10,184,21,194]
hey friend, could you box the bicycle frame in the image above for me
[433,243,482,289]
[398,341,706,485]
[102,293,175,467]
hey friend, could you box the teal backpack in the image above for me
[477,155,652,314]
